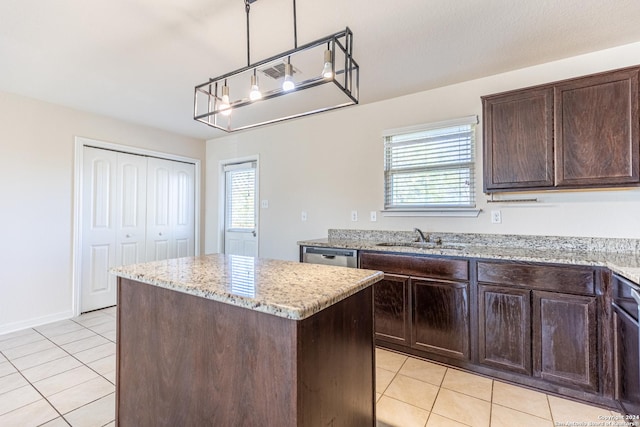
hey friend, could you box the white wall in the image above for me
[0,91,205,333]
[206,41,640,262]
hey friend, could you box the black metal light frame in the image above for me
[193,0,359,133]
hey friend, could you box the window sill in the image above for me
[381,208,482,218]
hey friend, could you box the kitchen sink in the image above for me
[375,242,465,250]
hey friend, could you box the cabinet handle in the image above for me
[631,288,640,306]
[126,234,131,238]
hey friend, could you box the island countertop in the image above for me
[111,253,383,320]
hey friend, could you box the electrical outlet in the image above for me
[491,210,502,224]
[370,211,377,222]
[261,200,268,209]
[301,211,307,222]
[351,210,358,221]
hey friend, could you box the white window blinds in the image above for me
[225,162,256,230]
[384,116,477,210]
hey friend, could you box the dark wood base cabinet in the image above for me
[366,252,621,411]
[412,279,470,360]
[116,278,375,427]
[478,285,531,375]
[612,274,640,417]
[361,252,470,362]
[373,274,410,346]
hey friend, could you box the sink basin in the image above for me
[375,242,465,251]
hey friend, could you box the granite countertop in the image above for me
[297,230,640,283]
[111,254,383,320]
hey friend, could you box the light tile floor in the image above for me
[0,308,116,426]
[0,308,625,427]
[376,347,624,427]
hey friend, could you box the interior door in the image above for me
[146,157,196,261]
[223,162,258,257]
[82,147,117,312]
[81,147,195,312]
[116,153,147,266]
[82,148,146,312]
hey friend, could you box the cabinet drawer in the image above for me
[360,252,468,281]
[477,261,595,295]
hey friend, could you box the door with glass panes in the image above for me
[224,161,258,257]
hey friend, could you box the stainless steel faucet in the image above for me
[413,228,429,243]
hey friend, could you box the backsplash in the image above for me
[327,229,640,253]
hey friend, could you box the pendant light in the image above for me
[249,72,262,101]
[219,83,232,116]
[282,62,295,91]
[194,0,359,132]
[321,47,333,79]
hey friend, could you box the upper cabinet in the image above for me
[482,66,640,193]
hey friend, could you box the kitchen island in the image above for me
[111,254,383,427]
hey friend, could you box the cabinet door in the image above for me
[482,87,554,191]
[614,306,640,416]
[374,274,410,345]
[412,279,470,360]
[533,291,598,392]
[478,285,531,375]
[555,67,640,187]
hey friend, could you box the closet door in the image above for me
[146,158,195,261]
[115,154,147,267]
[82,147,117,312]
[82,148,146,311]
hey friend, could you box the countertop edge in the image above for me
[297,238,640,284]
[113,265,384,321]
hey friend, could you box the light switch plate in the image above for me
[261,200,268,209]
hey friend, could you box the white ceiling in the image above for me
[2,0,640,140]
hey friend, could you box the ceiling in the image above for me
[2,0,640,140]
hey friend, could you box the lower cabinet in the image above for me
[532,291,598,391]
[413,279,470,360]
[477,260,600,394]
[365,252,612,407]
[373,274,410,345]
[612,274,640,416]
[478,285,531,375]
[361,252,470,361]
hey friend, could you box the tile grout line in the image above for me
[31,325,117,423]
[0,317,116,425]
[0,337,68,424]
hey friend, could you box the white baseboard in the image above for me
[0,310,75,336]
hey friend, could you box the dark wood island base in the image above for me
[116,278,375,426]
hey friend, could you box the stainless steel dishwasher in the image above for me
[301,246,357,268]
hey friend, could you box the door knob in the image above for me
[126,234,131,238]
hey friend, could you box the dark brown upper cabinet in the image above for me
[483,66,640,193]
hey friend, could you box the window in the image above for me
[383,116,478,212]
[225,162,256,231]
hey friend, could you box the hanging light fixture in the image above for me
[249,71,262,101]
[194,0,359,132]
[322,46,333,79]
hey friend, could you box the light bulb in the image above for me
[282,63,295,91]
[249,74,262,101]
[322,49,333,79]
[219,85,232,116]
